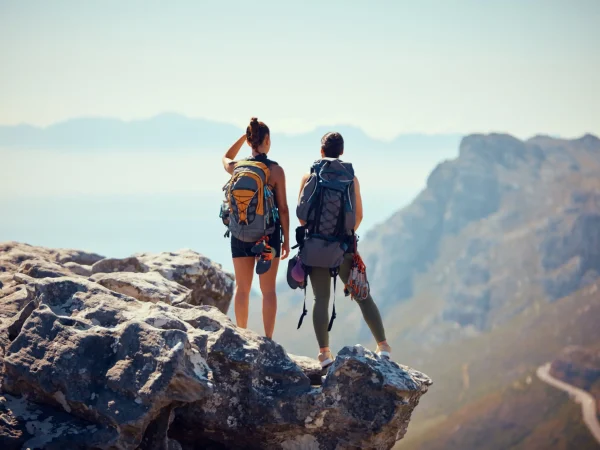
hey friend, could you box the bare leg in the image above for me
[232,257,255,329]
[258,258,279,339]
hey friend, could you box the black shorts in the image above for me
[231,225,282,259]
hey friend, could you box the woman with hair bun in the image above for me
[221,118,290,339]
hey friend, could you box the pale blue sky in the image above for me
[1,0,598,139]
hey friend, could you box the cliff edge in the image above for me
[0,242,431,450]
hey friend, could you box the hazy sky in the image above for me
[1,0,598,139]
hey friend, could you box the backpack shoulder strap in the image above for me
[340,161,355,178]
[249,153,278,167]
[310,158,330,176]
[235,160,270,178]
[328,268,339,331]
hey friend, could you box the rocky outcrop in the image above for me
[289,354,323,386]
[136,250,234,313]
[2,277,214,449]
[0,243,432,449]
[172,345,431,450]
[541,212,600,300]
[0,243,101,302]
[51,248,105,266]
[0,242,234,314]
[18,259,74,279]
[90,272,192,305]
[0,393,119,449]
[0,242,103,272]
[91,256,148,274]
[64,261,93,277]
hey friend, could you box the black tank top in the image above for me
[245,153,278,168]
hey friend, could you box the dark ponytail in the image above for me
[246,117,270,150]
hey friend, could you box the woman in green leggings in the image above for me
[297,132,391,369]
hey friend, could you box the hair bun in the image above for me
[246,118,269,151]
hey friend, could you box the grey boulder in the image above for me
[90,271,193,305]
[2,277,214,449]
[137,250,234,313]
[0,393,119,450]
[171,344,432,450]
[91,256,148,274]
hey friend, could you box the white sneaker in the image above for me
[318,350,334,369]
[376,343,392,359]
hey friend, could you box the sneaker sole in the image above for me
[319,358,333,369]
[377,351,391,359]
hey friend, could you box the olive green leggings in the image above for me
[309,253,387,348]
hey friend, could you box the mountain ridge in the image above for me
[0,113,462,151]
[356,132,600,450]
[361,132,600,335]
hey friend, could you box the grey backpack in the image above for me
[297,158,356,268]
[295,158,356,330]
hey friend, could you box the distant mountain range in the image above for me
[0,113,461,153]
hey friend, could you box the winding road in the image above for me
[536,363,600,445]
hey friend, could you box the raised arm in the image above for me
[354,176,364,231]
[273,166,291,260]
[222,134,247,174]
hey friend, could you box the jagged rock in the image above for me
[0,393,119,449]
[0,242,103,273]
[360,133,600,347]
[2,277,214,449]
[171,345,431,450]
[91,256,147,274]
[1,274,18,300]
[136,250,234,314]
[139,405,182,450]
[90,271,192,305]
[319,346,432,446]
[540,213,600,300]
[18,259,74,279]
[0,286,34,322]
[1,244,233,314]
[6,299,38,341]
[0,271,430,450]
[64,261,93,277]
[0,242,54,274]
[289,354,323,385]
[51,248,105,266]
[458,133,538,169]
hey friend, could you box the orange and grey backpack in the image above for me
[220,155,279,242]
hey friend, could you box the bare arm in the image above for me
[354,176,364,231]
[297,173,310,226]
[222,134,247,174]
[273,166,290,259]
